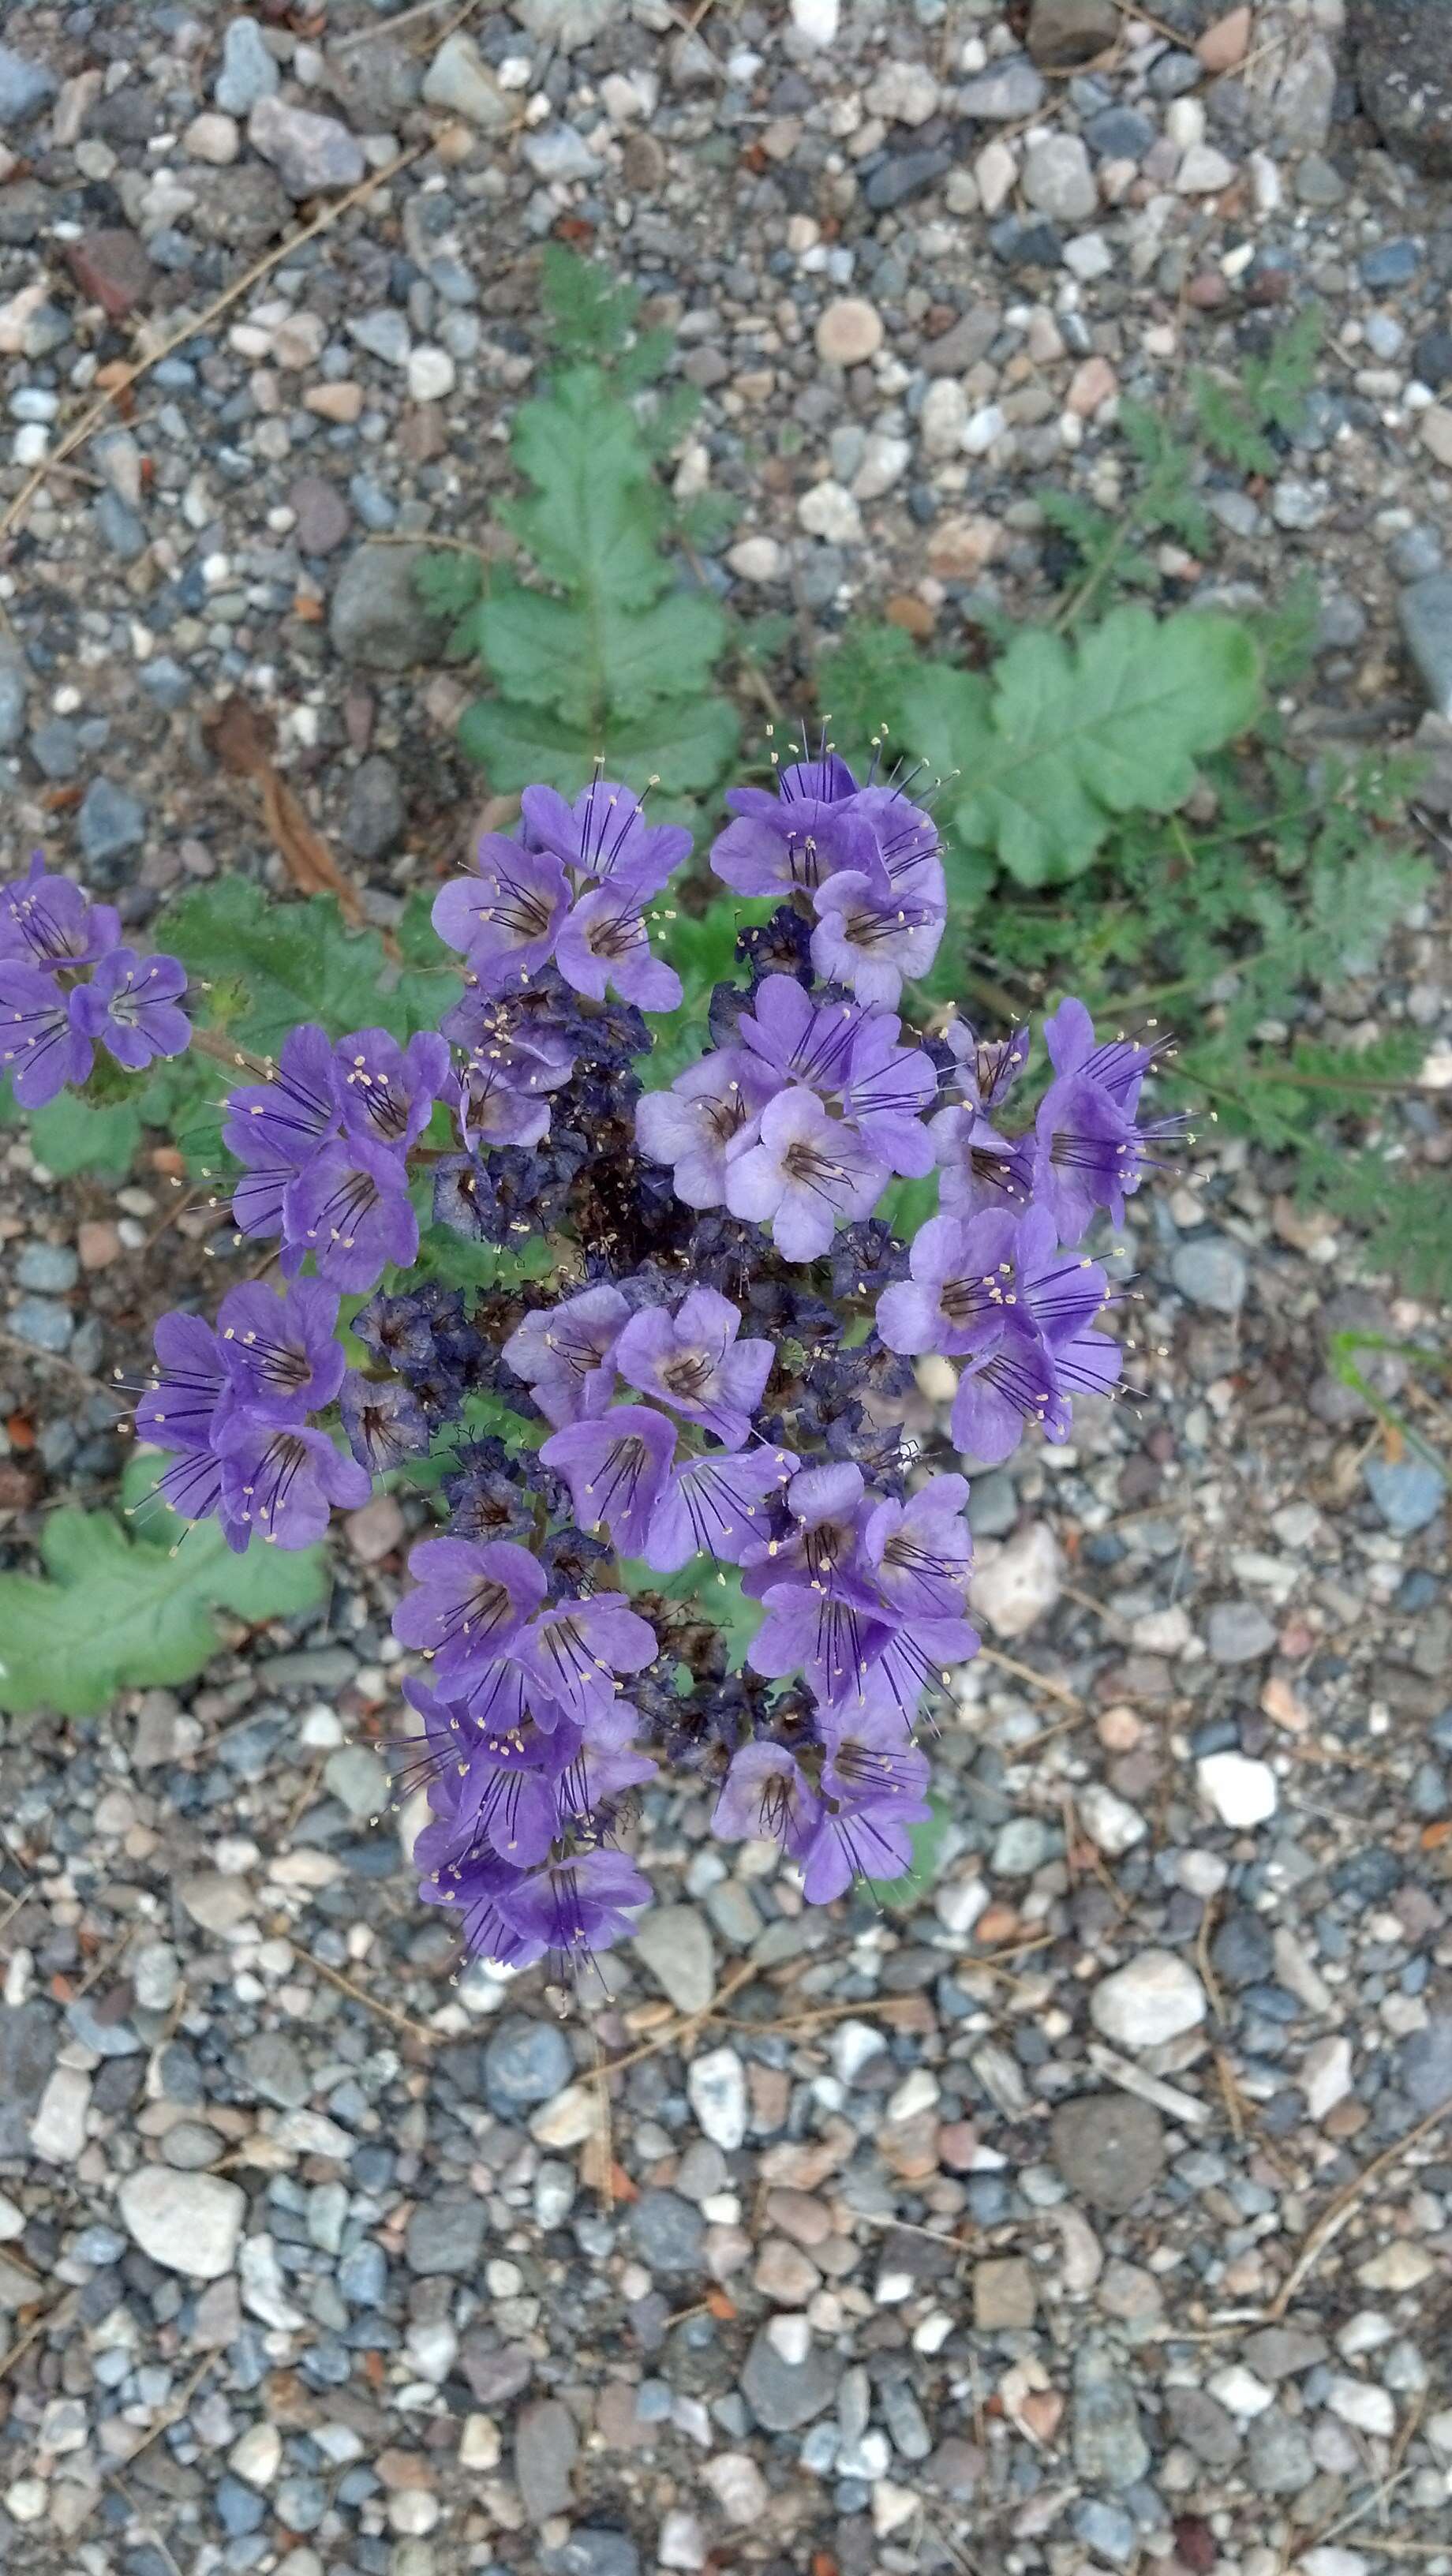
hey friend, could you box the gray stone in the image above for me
[1351,0,1452,175]
[406,2190,486,2277]
[1072,2499,1137,2565]
[1085,105,1155,160]
[9,1297,73,1354]
[1206,1601,1277,1665]
[522,125,601,182]
[342,755,406,862]
[1399,2017,1452,2112]
[1241,2326,1329,2380]
[1390,526,1443,582]
[631,1904,716,2015]
[329,545,447,671]
[485,2016,572,2114]
[77,777,146,866]
[0,642,28,751]
[421,32,513,132]
[1294,152,1345,206]
[1165,2385,1241,2465]
[515,2397,578,2522]
[0,43,58,129]
[16,1242,79,1293]
[511,0,621,47]
[1363,237,1420,287]
[1171,1236,1248,1316]
[1027,0,1120,68]
[630,2188,704,2277]
[1050,2095,1166,2214]
[1022,133,1098,222]
[349,309,413,368]
[215,19,279,117]
[922,306,1001,376]
[241,2032,309,2111]
[1246,2405,1315,2494]
[1401,575,1452,719]
[31,720,80,782]
[0,2005,57,2156]
[1072,2344,1150,2488]
[95,490,147,562]
[289,474,352,556]
[992,1817,1056,1877]
[741,2327,839,2431]
[960,57,1045,119]
[248,97,365,198]
[1365,1458,1446,1535]
[543,2533,641,2576]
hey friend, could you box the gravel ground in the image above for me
[1,3,1450,2574]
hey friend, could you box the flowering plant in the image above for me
[2,752,1173,1976]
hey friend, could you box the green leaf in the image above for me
[414,552,483,623]
[460,690,738,801]
[881,608,1262,889]
[26,1088,142,1180]
[863,1795,952,1911]
[540,243,642,360]
[475,578,727,724]
[0,1454,327,1719]
[165,880,454,1053]
[620,1556,759,1664]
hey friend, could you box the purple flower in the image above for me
[425,1713,586,1871]
[642,1441,797,1573]
[736,973,862,1098]
[724,1086,888,1262]
[0,856,119,973]
[69,949,190,1072]
[539,1404,679,1556]
[518,1589,659,1722]
[748,1578,890,1706]
[839,1014,936,1178]
[391,1537,547,1686]
[503,1285,630,1428]
[1033,1074,1140,1243]
[709,783,881,897]
[941,1015,1030,1114]
[810,869,945,1009]
[634,1048,777,1210]
[455,1049,553,1151]
[552,1704,659,1836]
[336,1028,451,1153]
[740,1460,876,1604]
[865,1612,980,1725]
[419,1846,542,1968]
[816,1688,931,1817]
[340,1372,432,1474]
[1042,997,1157,1107]
[215,1417,369,1548]
[522,779,690,898]
[284,1138,417,1290]
[949,1322,1066,1465]
[554,886,682,1012]
[493,1844,654,1964]
[799,1802,920,1904]
[863,1473,972,1620]
[614,1286,773,1447]
[432,837,571,992]
[930,1105,1033,1221]
[0,962,93,1105]
[876,1209,1022,1359]
[134,1310,227,1454]
[712,1741,821,1857]
[216,1279,345,1421]
[223,1023,341,1166]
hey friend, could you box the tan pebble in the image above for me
[77,1220,120,1270]
[305,381,363,424]
[1196,6,1252,73]
[814,295,883,367]
[926,513,1000,578]
[183,111,240,165]
[1067,354,1117,417]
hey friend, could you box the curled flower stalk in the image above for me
[2,751,1177,1984]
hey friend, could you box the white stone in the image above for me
[118,2169,245,2281]
[970,1524,1063,1638]
[1091,1951,1206,2050]
[1197,1751,1277,1829]
[919,378,969,458]
[975,138,1017,215]
[421,31,513,130]
[1022,134,1097,224]
[962,402,1006,455]
[28,2067,90,2164]
[851,432,911,499]
[184,111,240,164]
[1177,144,1237,194]
[728,534,785,582]
[632,1904,715,2014]
[790,0,840,48]
[864,62,939,126]
[229,2423,283,2486]
[798,480,863,544]
[1209,2363,1275,2418]
[1077,1784,1147,1858]
[687,2046,748,2152]
[703,2453,769,2525]
[1357,2243,1436,2292]
[1327,2376,1395,2439]
[407,346,456,404]
[1301,2034,1353,2122]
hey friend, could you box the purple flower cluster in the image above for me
[0,855,190,1106]
[135,1278,368,1550]
[223,1022,447,1289]
[432,778,688,1014]
[6,760,1181,1983]
[395,1538,659,1967]
[709,747,947,1005]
